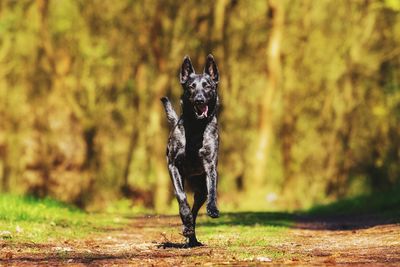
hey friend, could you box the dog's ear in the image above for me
[180,56,195,84]
[204,54,219,84]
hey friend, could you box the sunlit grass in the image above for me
[194,212,294,260]
[0,194,83,223]
[0,194,127,243]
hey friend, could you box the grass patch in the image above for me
[0,194,127,243]
[308,185,400,217]
[196,212,295,261]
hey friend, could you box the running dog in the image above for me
[161,54,220,247]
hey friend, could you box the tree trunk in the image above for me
[1,146,10,192]
[280,108,297,186]
[249,0,284,187]
[121,127,138,195]
[150,74,170,212]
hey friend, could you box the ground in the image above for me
[1,212,399,266]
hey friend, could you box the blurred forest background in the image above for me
[0,0,399,212]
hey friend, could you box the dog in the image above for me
[161,54,220,247]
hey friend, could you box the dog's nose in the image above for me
[194,99,205,105]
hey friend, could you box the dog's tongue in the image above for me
[199,105,208,117]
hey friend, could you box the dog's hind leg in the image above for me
[160,97,179,126]
[192,183,207,225]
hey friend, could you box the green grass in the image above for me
[0,194,127,243]
[308,185,400,217]
[196,212,295,260]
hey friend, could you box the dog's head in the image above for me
[180,54,219,120]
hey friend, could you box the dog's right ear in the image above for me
[180,56,195,84]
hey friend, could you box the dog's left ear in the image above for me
[204,54,219,84]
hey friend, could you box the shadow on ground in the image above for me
[199,187,400,231]
[2,250,208,265]
[197,211,400,231]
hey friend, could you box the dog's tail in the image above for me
[160,97,179,127]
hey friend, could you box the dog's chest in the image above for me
[183,122,205,152]
[185,132,203,151]
[182,130,205,176]
[182,154,204,176]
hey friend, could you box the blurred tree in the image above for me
[249,0,284,189]
[0,0,399,211]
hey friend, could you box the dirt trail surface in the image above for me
[1,214,399,266]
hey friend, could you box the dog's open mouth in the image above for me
[194,104,208,118]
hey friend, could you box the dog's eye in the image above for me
[189,83,196,89]
[202,82,211,90]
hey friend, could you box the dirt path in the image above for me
[1,214,399,266]
[286,215,400,265]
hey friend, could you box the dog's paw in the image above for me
[187,239,204,247]
[182,226,195,237]
[206,204,220,218]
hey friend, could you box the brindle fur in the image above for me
[161,54,220,247]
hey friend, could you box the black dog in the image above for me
[161,54,220,247]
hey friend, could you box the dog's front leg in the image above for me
[168,162,194,237]
[200,121,220,218]
[202,159,219,218]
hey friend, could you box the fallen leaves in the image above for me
[0,230,12,239]
[4,251,13,259]
[53,246,73,252]
[255,256,272,262]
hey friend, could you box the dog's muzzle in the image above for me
[194,103,208,119]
